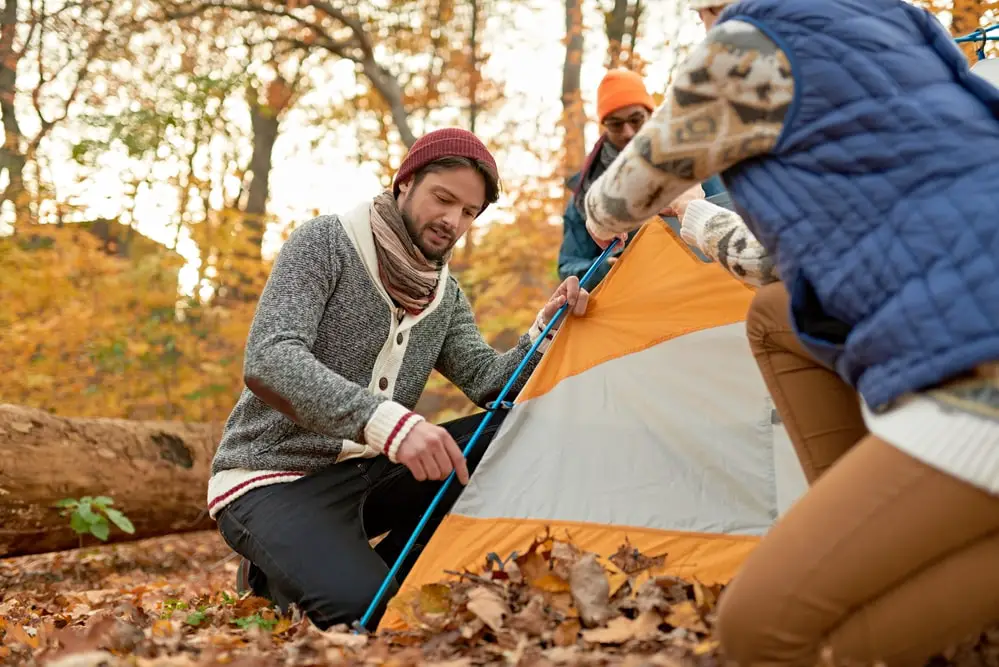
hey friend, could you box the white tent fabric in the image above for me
[453,323,808,536]
[972,57,999,86]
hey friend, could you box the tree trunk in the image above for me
[0,404,220,558]
[468,0,480,134]
[561,0,587,201]
[623,0,643,71]
[245,101,279,240]
[462,0,481,263]
[218,79,286,304]
[361,60,417,148]
[605,0,629,69]
[0,0,29,231]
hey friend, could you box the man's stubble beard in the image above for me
[401,201,455,263]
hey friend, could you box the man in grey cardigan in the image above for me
[207,128,589,630]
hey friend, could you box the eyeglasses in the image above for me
[602,112,648,134]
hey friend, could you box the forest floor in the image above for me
[1,530,997,667]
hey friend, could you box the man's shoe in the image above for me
[236,557,252,596]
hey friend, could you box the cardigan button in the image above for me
[396,332,404,345]
[379,377,388,391]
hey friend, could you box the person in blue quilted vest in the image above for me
[582,0,999,664]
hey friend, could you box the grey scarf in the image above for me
[572,138,621,217]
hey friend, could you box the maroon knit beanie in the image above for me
[392,128,499,212]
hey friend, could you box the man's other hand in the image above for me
[395,421,470,485]
[541,275,590,328]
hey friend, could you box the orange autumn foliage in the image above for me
[0,226,253,424]
[1,164,564,428]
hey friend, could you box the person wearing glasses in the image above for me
[557,69,724,286]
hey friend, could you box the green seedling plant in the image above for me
[55,496,135,547]
[232,614,277,632]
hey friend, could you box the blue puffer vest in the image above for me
[717,0,999,411]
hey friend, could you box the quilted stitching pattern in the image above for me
[720,0,999,409]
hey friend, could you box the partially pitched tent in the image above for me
[380,206,808,631]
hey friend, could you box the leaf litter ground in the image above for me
[1,530,996,666]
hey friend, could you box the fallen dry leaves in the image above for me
[1,530,997,667]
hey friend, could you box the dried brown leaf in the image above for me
[270,616,294,635]
[655,575,697,605]
[516,551,551,587]
[549,541,583,580]
[150,618,178,638]
[531,573,572,593]
[45,650,128,667]
[465,586,509,633]
[459,617,485,639]
[553,618,581,647]
[545,590,578,619]
[10,420,33,433]
[507,595,548,637]
[232,595,273,616]
[693,637,720,655]
[569,553,615,628]
[544,646,584,663]
[609,540,667,576]
[634,578,671,614]
[321,630,369,649]
[665,601,708,634]
[580,616,633,644]
[604,560,631,600]
[419,583,452,615]
[692,580,722,614]
[504,559,523,584]
[580,609,662,645]
[385,588,423,629]
[633,609,665,640]
[5,621,40,648]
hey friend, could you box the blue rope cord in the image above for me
[954,24,999,44]
[355,237,622,632]
[954,24,999,60]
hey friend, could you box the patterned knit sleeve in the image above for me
[681,199,779,286]
[584,19,795,240]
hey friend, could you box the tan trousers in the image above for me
[717,282,999,667]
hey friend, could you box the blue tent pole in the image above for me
[355,237,622,632]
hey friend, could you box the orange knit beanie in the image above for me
[596,69,655,122]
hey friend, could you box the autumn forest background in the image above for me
[3,0,994,427]
[2,0,702,431]
[1,0,998,663]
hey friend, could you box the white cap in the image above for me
[688,0,739,9]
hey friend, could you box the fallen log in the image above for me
[0,403,221,558]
